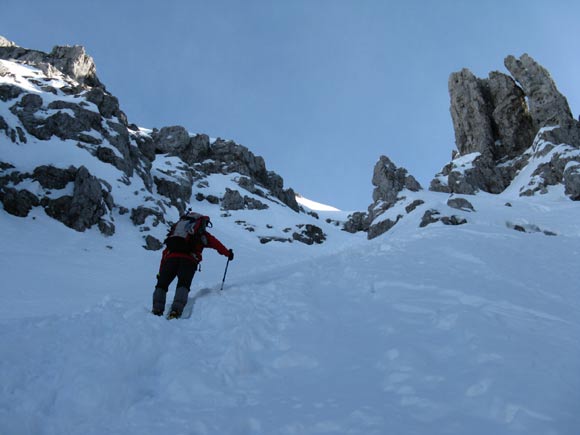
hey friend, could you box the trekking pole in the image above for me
[220,258,230,291]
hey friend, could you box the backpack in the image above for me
[164,211,211,253]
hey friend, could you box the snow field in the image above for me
[2,198,580,434]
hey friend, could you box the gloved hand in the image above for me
[228,249,234,261]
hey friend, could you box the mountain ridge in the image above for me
[1,36,579,247]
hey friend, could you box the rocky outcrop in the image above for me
[448,69,496,156]
[504,54,573,128]
[33,165,77,189]
[0,163,115,234]
[564,163,580,200]
[148,128,299,212]
[430,152,516,195]
[360,156,422,239]
[39,166,114,234]
[447,197,475,212]
[0,36,16,47]
[343,211,369,233]
[371,156,421,206]
[419,209,467,228]
[221,188,268,211]
[487,71,536,159]
[433,53,579,198]
[0,188,39,217]
[292,224,326,245]
[516,126,580,197]
[197,138,299,212]
[0,39,102,88]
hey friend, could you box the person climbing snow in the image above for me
[152,211,234,319]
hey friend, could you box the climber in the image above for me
[152,211,234,319]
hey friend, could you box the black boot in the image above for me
[152,287,167,316]
[170,286,189,318]
[167,310,181,319]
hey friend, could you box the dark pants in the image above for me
[152,257,197,315]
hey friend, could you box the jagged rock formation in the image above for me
[345,156,423,239]
[0,36,317,247]
[432,53,580,198]
[504,54,573,128]
[0,39,102,87]
[349,53,579,240]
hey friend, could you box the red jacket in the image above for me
[160,231,230,267]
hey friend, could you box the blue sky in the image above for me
[2,0,579,210]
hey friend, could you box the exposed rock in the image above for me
[130,206,164,227]
[437,54,576,196]
[195,138,300,212]
[405,199,425,214]
[179,134,211,165]
[487,71,535,159]
[431,149,519,195]
[32,165,76,189]
[222,188,245,210]
[0,41,102,88]
[564,163,580,200]
[11,96,104,143]
[447,197,475,212]
[245,197,269,210]
[420,209,441,228]
[441,215,467,226]
[47,45,102,88]
[84,87,127,123]
[196,193,220,204]
[448,69,495,155]
[343,211,369,233]
[506,221,557,236]
[260,236,292,244]
[539,118,580,147]
[143,235,163,251]
[420,209,467,228]
[505,54,573,128]
[292,224,326,245]
[0,84,23,102]
[221,188,269,211]
[133,133,156,162]
[0,188,39,217]
[237,176,260,195]
[152,126,191,154]
[365,156,422,239]
[0,36,16,47]
[372,155,422,206]
[518,127,580,198]
[368,216,402,239]
[153,171,193,214]
[62,166,111,233]
[0,165,26,189]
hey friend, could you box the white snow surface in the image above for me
[296,194,341,212]
[1,189,580,435]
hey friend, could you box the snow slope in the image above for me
[1,188,579,435]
